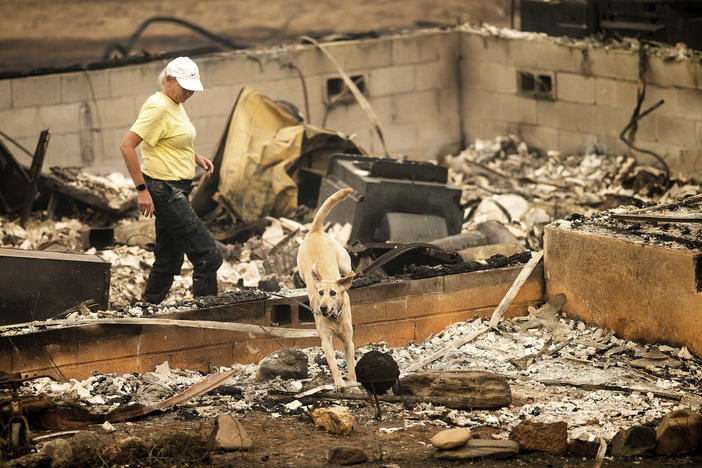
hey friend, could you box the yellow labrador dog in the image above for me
[297,187,356,388]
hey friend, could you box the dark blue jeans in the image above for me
[142,174,223,303]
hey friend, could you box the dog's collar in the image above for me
[314,309,343,320]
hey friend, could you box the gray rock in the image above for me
[611,425,656,456]
[257,349,308,380]
[434,439,519,460]
[41,439,73,468]
[328,446,368,465]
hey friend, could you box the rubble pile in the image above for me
[19,313,702,445]
[442,135,701,249]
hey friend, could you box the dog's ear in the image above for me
[337,271,355,291]
[311,263,321,284]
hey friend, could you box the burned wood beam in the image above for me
[19,129,50,227]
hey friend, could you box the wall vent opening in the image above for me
[695,254,702,292]
[517,70,555,100]
[298,304,315,324]
[326,75,366,105]
[271,304,292,327]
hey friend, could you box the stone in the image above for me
[257,349,308,380]
[430,428,472,449]
[610,425,656,456]
[509,420,567,454]
[310,406,354,436]
[328,446,369,465]
[655,409,702,455]
[433,439,519,460]
[209,414,253,450]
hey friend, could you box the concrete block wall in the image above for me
[0,30,461,170]
[2,26,702,175]
[459,28,702,176]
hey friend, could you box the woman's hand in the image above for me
[137,189,155,218]
[195,154,214,178]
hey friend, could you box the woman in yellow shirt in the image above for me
[120,56,222,304]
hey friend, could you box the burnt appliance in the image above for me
[316,154,463,244]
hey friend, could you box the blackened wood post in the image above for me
[19,129,50,227]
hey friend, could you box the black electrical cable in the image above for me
[103,16,247,61]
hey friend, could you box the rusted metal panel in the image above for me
[0,247,110,325]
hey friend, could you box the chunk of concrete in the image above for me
[509,420,567,454]
[611,425,656,456]
[209,414,253,450]
[430,428,472,449]
[655,409,702,455]
[310,406,354,436]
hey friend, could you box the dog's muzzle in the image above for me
[317,306,342,319]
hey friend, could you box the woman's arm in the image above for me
[120,131,154,217]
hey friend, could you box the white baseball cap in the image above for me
[166,56,204,91]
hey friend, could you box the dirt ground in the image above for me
[0,0,513,75]
[23,400,702,468]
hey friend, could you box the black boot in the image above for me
[192,274,218,297]
[143,273,174,304]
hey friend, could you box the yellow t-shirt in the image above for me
[130,92,197,181]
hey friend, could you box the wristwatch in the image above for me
[135,183,147,192]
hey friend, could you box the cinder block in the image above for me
[596,78,637,109]
[61,71,110,103]
[538,100,601,133]
[382,121,418,153]
[438,87,461,125]
[461,88,500,121]
[323,38,393,71]
[186,85,239,119]
[679,147,702,176]
[641,85,678,117]
[498,94,538,125]
[192,115,227,156]
[95,97,137,128]
[518,124,559,152]
[368,65,415,96]
[0,106,40,138]
[99,127,128,165]
[44,132,81,166]
[392,90,439,123]
[557,72,596,104]
[647,55,698,89]
[0,80,11,110]
[460,59,482,89]
[415,60,458,91]
[407,292,445,317]
[544,224,702,358]
[354,320,415,348]
[655,116,697,147]
[461,32,509,64]
[508,38,582,73]
[479,62,518,94]
[675,88,702,120]
[586,47,639,81]
[12,75,62,108]
[391,31,457,64]
[109,63,163,98]
[38,103,81,134]
[598,106,633,138]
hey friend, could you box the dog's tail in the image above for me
[309,187,353,233]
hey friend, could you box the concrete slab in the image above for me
[544,224,702,357]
